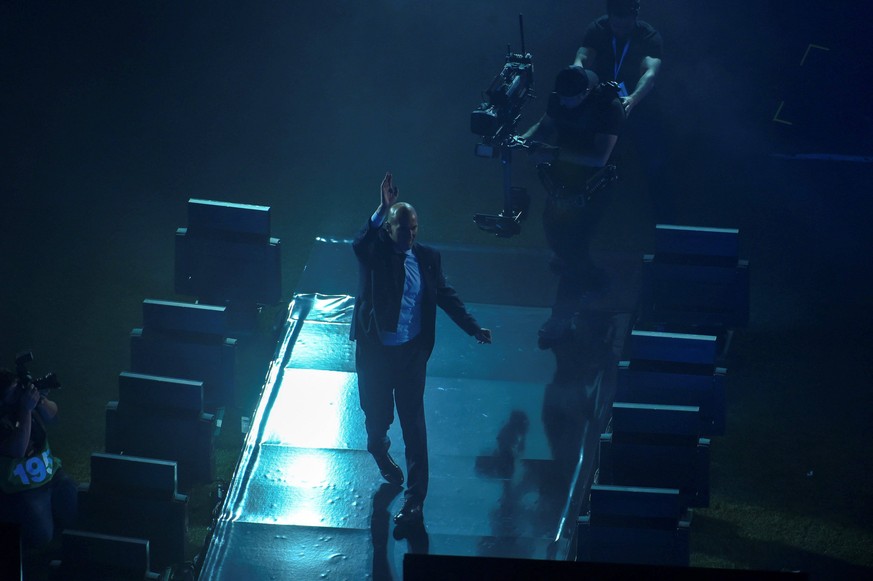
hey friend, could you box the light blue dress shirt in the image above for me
[371,211,423,346]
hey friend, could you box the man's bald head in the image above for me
[386,202,419,250]
[388,202,417,222]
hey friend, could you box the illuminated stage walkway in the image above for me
[200,239,640,579]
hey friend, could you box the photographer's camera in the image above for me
[15,351,61,393]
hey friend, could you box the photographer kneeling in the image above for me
[0,368,77,548]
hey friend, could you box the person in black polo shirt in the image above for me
[575,0,662,118]
[575,0,674,223]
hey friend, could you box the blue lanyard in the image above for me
[612,36,631,80]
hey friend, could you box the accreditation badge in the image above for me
[616,81,629,98]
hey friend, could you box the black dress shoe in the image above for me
[393,498,423,525]
[373,452,404,486]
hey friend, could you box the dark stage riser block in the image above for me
[612,401,701,436]
[187,198,271,238]
[77,453,188,570]
[49,530,162,580]
[130,329,237,411]
[105,373,216,489]
[628,330,718,366]
[175,198,281,306]
[617,360,727,437]
[117,372,204,415]
[577,484,691,567]
[640,224,750,334]
[175,230,281,305]
[654,224,740,258]
[105,404,215,490]
[142,299,228,336]
[640,257,750,329]
[89,451,179,500]
[599,403,710,508]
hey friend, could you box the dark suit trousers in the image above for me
[355,335,430,503]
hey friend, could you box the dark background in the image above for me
[1,0,872,575]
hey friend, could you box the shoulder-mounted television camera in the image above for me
[470,52,534,152]
[470,16,535,156]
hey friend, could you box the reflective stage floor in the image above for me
[200,239,640,580]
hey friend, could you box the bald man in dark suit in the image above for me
[351,172,492,525]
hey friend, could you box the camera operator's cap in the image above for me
[555,66,599,97]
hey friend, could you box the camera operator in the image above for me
[0,368,77,549]
[519,65,624,347]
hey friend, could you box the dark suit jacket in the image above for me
[350,219,481,355]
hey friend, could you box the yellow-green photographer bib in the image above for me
[0,438,61,494]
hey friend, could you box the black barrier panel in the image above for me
[654,225,739,258]
[403,553,810,580]
[187,198,271,239]
[49,530,160,580]
[89,452,178,501]
[600,403,710,508]
[175,229,281,304]
[129,330,236,411]
[142,299,227,336]
[118,372,204,415]
[105,402,216,490]
[78,454,188,570]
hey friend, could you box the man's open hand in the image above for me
[381,171,399,209]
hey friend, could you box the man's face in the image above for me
[608,13,635,39]
[387,211,418,251]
